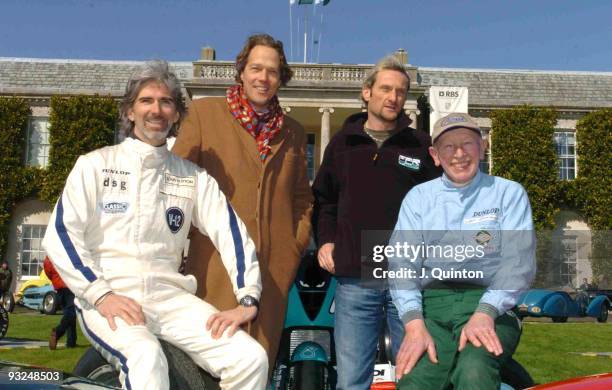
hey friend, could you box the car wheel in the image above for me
[42,292,58,315]
[160,339,219,389]
[552,316,568,323]
[0,306,8,339]
[270,362,291,389]
[74,342,218,390]
[292,360,327,390]
[73,347,121,388]
[1,293,15,313]
[597,303,609,323]
[376,319,395,365]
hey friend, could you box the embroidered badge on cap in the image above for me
[440,115,468,127]
[166,207,184,234]
[398,155,421,171]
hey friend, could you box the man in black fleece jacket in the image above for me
[312,55,440,389]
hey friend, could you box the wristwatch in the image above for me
[239,295,259,309]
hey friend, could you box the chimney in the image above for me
[201,46,216,61]
[394,49,408,65]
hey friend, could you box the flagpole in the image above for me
[303,9,308,63]
[289,1,293,61]
[317,12,323,63]
[311,2,317,63]
[297,16,301,63]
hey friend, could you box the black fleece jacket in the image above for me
[312,112,441,278]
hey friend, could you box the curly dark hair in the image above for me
[234,34,293,86]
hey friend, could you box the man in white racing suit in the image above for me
[43,60,267,390]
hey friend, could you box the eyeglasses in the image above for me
[436,141,479,157]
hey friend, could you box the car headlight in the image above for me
[530,306,541,313]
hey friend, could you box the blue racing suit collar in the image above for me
[441,169,483,192]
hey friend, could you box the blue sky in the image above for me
[1,0,611,71]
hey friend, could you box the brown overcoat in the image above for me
[172,97,313,372]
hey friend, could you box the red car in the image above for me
[370,373,612,390]
[528,373,612,389]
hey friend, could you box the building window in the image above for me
[479,128,491,174]
[559,237,577,287]
[307,133,316,182]
[26,117,50,168]
[554,131,576,180]
[20,224,47,278]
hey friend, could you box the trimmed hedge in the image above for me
[491,106,611,285]
[574,109,612,230]
[490,105,559,230]
[40,95,118,204]
[574,109,612,284]
[0,98,37,259]
[0,95,117,259]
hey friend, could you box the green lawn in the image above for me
[2,311,611,384]
[514,321,612,385]
[2,309,91,373]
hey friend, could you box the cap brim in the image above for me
[433,125,481,143]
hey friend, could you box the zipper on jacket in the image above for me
[372,152,379,164]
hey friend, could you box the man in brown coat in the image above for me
[172,34,313,375]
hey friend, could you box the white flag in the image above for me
[429,86,469,134]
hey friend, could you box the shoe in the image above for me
[49,329,57,350]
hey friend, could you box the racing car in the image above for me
[516,289,610,323]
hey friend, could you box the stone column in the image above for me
[319,107,334,163]
[403,104,420,130]
[405,109,420,128]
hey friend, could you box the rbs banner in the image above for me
[429,86,469,134]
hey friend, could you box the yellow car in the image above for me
[14,270,52,301]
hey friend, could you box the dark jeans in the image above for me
[334,277,405,390]
[55,288,77,347]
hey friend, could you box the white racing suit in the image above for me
[43,137,267,390]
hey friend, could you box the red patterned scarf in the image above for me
[226,84,284,162]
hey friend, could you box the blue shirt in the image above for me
[389,170,536,324]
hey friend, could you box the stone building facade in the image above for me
[1,51,611,290]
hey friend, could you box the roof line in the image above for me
[418,66,612,76]
[2,58,611,75]
[0,57,193,66]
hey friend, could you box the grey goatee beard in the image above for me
[142,127,170,142]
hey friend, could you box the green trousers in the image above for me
[398,288,521,390]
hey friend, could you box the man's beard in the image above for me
[142,127,170,142]
[133,121,172,143]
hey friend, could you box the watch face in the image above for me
[240,295,258,307]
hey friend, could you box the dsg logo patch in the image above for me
[166,207,184,234]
